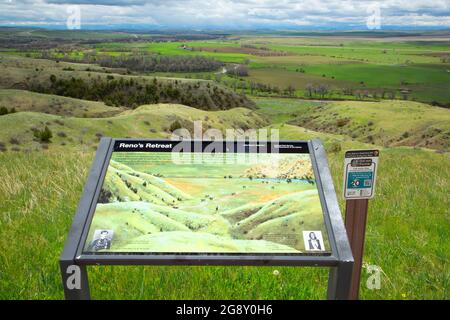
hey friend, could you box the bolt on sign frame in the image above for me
[60,138,353,300]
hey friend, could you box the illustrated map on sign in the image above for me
[83,150,330,255]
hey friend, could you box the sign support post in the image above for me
[344,198,369,300]
[342,150,379,300]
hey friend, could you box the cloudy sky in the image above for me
[1,0,449,30]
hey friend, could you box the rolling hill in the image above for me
[255,97,450,150]
[0,103,268,152]
[0,54,256,111]
[0,89,124,117]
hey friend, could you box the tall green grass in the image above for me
[0,145,448,299]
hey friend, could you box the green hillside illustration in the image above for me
[84,153,329,253]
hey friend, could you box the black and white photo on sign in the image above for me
[302,231,325,251]
[88,229,114,251]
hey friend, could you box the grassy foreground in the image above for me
[0,141,448,299]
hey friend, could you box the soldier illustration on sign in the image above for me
[88,230,113,251]
[303,231,325,251]
[308,232,321,250]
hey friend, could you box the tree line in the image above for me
[96,54,224,73]
[218,77,404,101]
[41,51,224,73]
[28,74,256,110]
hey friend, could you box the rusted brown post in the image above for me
[345,199,369,300]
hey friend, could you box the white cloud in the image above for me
[0,0,449,29]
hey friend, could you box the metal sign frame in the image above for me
[60,138,353,300]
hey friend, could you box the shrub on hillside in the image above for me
[0,107,17,115]
[329,142,342,153]
[9,137,20,145]
[336,118,350,127]
[98,189,112,203]
[169,120,182,132]
[34,126,53,143]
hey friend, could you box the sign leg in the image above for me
[345,199,369,300]
[327,260,353,300]
[60,259,91,300]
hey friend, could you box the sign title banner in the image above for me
[113,140,310,154]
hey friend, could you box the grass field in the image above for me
[0,135,448,299]
[94,41,250,64]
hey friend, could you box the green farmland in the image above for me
[82,35,450,104]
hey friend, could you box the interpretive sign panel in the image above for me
[83,140,330,255]
[60,138,354,300]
